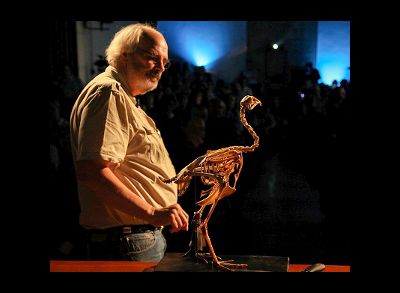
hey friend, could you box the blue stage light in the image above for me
[157,21,244,70]
[316,21,350,85]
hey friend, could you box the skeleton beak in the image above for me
[241,95,262,110]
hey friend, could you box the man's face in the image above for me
[125,34,170,96]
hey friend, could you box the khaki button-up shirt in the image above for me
[70,66,177,229]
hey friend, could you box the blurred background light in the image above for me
[317,21,350,85]
[158,21,239,70]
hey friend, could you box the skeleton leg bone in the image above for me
[180,171,247,271]
[200,201,248,271]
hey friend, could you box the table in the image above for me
[50,260,350,272]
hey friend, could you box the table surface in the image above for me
[50,260,350,272]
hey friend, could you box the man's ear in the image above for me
[120,52,130,63]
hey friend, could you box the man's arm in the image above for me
[75,159,189,233]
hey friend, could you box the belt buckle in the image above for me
[122,226,132,234]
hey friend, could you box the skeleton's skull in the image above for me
[241,95,262,111]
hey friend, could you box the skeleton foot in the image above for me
[193,252,247,272]
[194,252,222,264]
[214,259,248,272]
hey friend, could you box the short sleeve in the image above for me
[76,85,130,163]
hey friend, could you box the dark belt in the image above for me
[86,224,162,240]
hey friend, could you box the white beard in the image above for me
[133,70,159,95]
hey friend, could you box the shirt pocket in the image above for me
[132,106,168,165]
[143,126,165,164]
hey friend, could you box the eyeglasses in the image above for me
[134,47,171,70]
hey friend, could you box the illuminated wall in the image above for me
[76,21,350,86]
[158,21,247,83]
[76,21,139,84]
[316,21,350,85]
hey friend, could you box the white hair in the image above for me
[105,23,157,67]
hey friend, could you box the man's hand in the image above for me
[152,203,189,233]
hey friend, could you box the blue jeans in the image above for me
[86,227,167,262]
[120,229,166,262]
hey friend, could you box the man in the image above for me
[70,23,189,262]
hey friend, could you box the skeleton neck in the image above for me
[238,105,259,153]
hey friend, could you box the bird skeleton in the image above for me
[160,95,262,271]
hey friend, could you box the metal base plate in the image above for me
[155,252,289,272]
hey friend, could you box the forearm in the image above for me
[76,159,189,232]
[76,160,155,222]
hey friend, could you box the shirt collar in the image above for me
[105,65,137,106]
